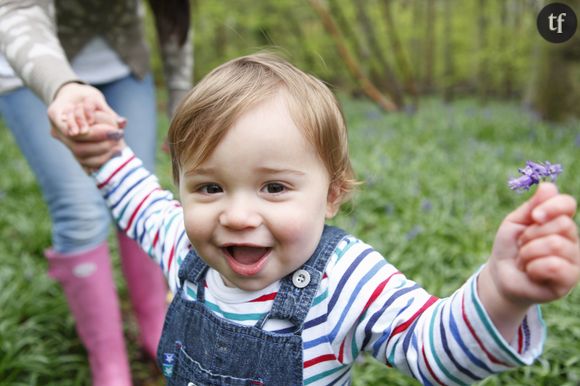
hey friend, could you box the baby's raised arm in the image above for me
[478,183,579,340]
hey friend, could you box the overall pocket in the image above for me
[168,345,264,386]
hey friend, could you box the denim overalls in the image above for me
[157,225,346,385]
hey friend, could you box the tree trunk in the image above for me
[477,0,489,101]
[423,1,435,93]
[525,35,580,121]
[379,0,419,109]
[411,0,423,93]
[353,0,404,107]
[328,0,369,64]
[442,0,454,102]
[524,0,580,121]
[308,0,398,112]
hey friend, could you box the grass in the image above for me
[1,96,579,385]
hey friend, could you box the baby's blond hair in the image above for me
[168,53,357,205]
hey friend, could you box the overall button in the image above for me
[292,269,311,288]
[188,383,196,386]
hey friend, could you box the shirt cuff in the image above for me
[463,270,545,367]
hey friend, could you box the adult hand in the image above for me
[51,110,126,172]
[47,82,124,136]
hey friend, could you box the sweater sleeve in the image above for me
[92,147,190,293]
[0,0,80,103]
[326,239,545,385]
[151,7,193,117]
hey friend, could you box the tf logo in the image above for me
[537,2,578,43]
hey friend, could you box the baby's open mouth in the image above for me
[223,245,271,276]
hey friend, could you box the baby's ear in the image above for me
[325,184,342,218]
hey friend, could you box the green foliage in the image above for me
[1,96,579,384]
[146,0,541,101]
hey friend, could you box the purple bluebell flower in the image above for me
[544,161,563,181]
[508,160,563,192]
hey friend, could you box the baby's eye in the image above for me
[263,182,286,194]
[199,183,223,194]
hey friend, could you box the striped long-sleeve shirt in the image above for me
[95,147,545,385]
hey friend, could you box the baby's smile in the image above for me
[222,245,272,276]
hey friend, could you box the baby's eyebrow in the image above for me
[256,167,306,176]
[183,166,306,178]
[183,166,215,177]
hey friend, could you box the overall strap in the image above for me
[177,249,209,301]
[261,225,346,329]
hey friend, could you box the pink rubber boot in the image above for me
[46,242,132,386]
[117,232,167,359]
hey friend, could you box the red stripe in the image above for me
[421,345,446,386]
[391,296,438,337]
[152,228,160,248]
[166,244,176,272]
[460,294,509,366]
[250,292,277,302]
[517,326,523,354]
[339,272,401,362]
[338,339,346,363]
[123,187,159,232]
[304,354,337,368]
[362,272,400,312]
[97,154,135,189]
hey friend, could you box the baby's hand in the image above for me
[489,183,579,307]
[52,109,126,172]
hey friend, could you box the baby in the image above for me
[57,53,579,385]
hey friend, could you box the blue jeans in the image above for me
[0,74,157,254]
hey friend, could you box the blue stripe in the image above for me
[104,164,140,200]
[110,173,151,210]
[328,248,372,312]
[448,301,492,373]
[373,297,414,356]
[133,197,170,239]
[328,259,386,342]
[361,284,419,350]
[303,334,329,350]
[439,298,481,380]
[304,313,327,330]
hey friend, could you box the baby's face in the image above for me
[179,91,337,291]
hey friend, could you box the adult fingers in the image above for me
[73,103,91,135]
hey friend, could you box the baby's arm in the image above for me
[55,109,188,291]
[478,182,579,340]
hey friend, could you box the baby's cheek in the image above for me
[277,211,325,249]
[183,213,207,245]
